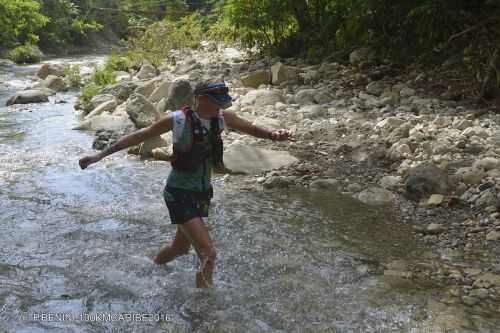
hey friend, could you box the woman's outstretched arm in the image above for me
[79,114,174,169]
[222,110,293,141]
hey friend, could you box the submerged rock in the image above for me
[6,89,52,106]
[405,164,450,200]
[355,187,395,206]
[223,143,299,175]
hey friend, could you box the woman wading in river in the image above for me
[79,81,293,288]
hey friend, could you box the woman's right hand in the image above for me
[79,154,101,170]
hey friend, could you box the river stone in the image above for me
[314,90,334,104]
[263,176,295,189]
[100,81,138,103]
[378,175,402,190]
[271,62,298,85]
[473,157,500,171]
[223,143,299,175]
[6,89,51,106]
[0,59,14,67]
[138,134,170,158]
[149,80,172,103]
[427,194,445,206]
[405,164,450,200]
[294,89,316,106]
[73,113,135,132]
[299,105,328,119]
[134,78,160,99]
[486,230,500,241]
[90,94,115,110]
[136,63,157,80]
[473,273,500,288]
[85,100,117,118]
[426,223,446,235]
[42,75,68,92]
[455,167,485,186]
[366,81,387,96]
[161,79,194,112]
[310,179,340,191]
[240,89,285,108]
[125,93,161,129]
[36,63,65,79]
[355,187,395,206]
[151,146,172,161]
[240,70,271,88]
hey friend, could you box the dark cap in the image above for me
[194,81,233,109]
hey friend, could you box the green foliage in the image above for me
[7,44,44,63]
[105,54,132,72]
[0,0,48,49]
[126,12,205,67]
[79,82,101,112]
[64,64,82,88]
[38,0,103,48]
[79,64,116,111]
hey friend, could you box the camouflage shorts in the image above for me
[163,185,213,224]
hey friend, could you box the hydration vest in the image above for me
[170,106,224,172]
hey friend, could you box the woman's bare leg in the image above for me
[178,217,216,288]
[153,227,191,265]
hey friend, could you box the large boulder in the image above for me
[405,164,450,200]
[271,62,299,85]
[240,89,285,108]
[85,99,117,118]
[0,59,14,67]
[149,80,172,103]
[125,93,162,129]
[223,143,299,175]
[241,70,271,88]
[134,78,161,99]
[36,63,65,79]
[252,116,282,129]
[163,79,194,112]
[90,94,116,110]
[42,75,68,92]
[100,81,138,103]
[6,89,53,106]
[136,63,157,80]
[73,113,135,132]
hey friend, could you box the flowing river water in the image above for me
[0,56,499,333]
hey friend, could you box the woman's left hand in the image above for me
[270,129,293,141]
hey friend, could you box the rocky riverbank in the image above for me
[6,43,500,312]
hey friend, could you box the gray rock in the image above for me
[241,70,271,88]
[136,63,157,80]
[294,89,317,106]
[455,167,485,186]
[405,164,450,200]
[73,113,135,132]
[425,223,446,235]
[271,62,298,85]
[310,179,340,191]
[366,81,387,96]
[486,230,500,241]
[240,89,285,108]
[473,157,500,171]
[163,79,194,112]
[138,134,170,158]
[90,94,115,110]
[299,105,328,119]
[114,71,131,82]
[6,89,51,105]
[134,78,160,99]
[100,81,138,103]
[36,63,65,79]
[0,59,14,67]
[125,93,161,129]
[149,80,172,103]
[42,75,68,92]
[378,175,402,190]
[85,100,117,118]
[223,144,299,175]
[356,187,395,205]
[263,176,294,189]
[314,90,334,104]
